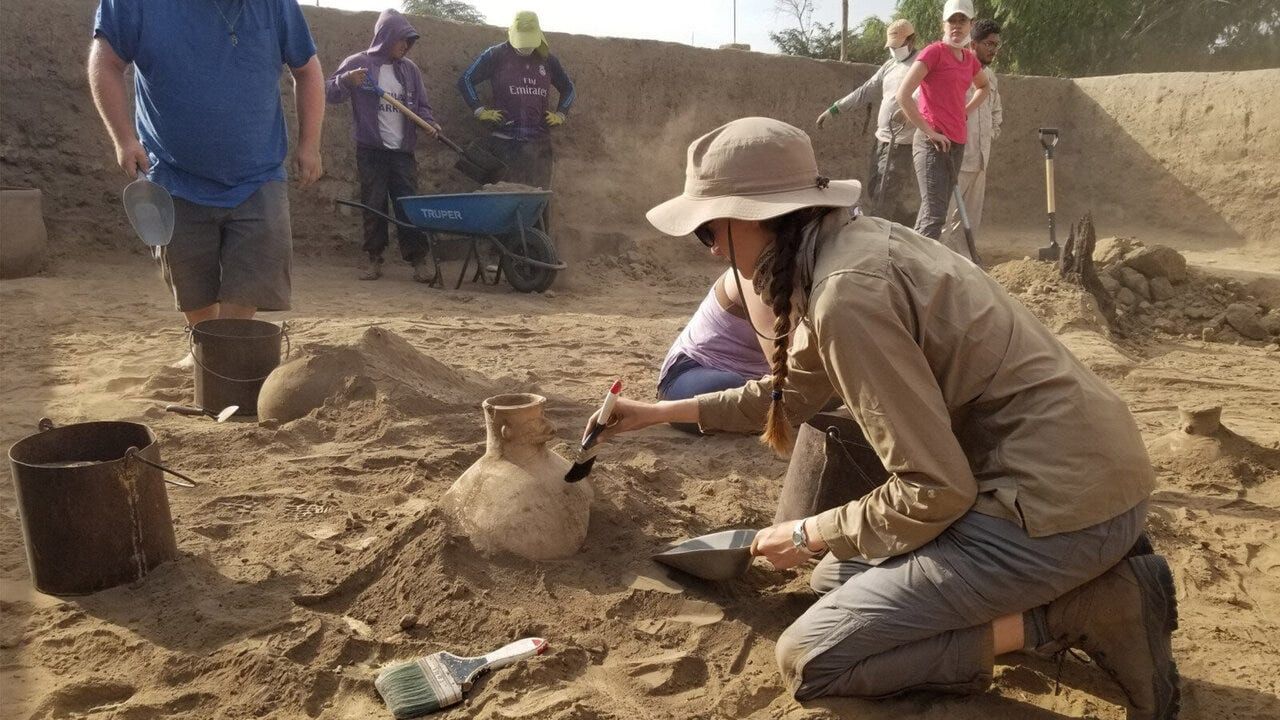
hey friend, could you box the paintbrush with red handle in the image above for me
[564,379,621,483]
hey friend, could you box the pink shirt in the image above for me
[916,42,982,144]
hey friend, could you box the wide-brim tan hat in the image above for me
[884,19,915,47]
[647,117,861,237]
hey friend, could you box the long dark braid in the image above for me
[759,207,827,455]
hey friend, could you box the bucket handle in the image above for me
[185,321,291,383]
[125,446,198,488]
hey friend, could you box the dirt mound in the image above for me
[990,258,1111,335]
[258,327,497,424]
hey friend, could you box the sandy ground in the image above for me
[1,235,1278,719]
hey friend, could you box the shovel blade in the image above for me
[457,141,508,184]
[1037,244,1061,261]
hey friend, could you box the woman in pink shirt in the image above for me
[895,0,990,241]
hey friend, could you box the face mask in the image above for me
[890,44,910,61]
[944,35,971,49]
[514,45,535,56]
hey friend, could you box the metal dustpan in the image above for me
[652,529,756,581]
[122,172,175,247]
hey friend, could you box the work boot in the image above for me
[1041,554,1180,719]
[360,254,383,281]
[411,258,435,285]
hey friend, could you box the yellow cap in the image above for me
[508,11,549,54]
[885,19,915,48]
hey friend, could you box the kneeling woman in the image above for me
[598,117,1177,718]
[656,269,773,433]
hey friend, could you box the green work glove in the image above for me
[545,111,566,127]
[475,106,505,123]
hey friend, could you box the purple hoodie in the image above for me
[326,10,435,153]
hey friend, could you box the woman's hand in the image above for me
[926,128,951,152]
[584,397,662,443]
[751,517,827,570]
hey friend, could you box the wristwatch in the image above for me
[792,519,816,555]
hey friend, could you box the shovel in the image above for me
[944,152,982,266]
[1037,128,1061,261]
[360,81,507,184]
[122,170,175,247]
[652,529,757,581]
[165,404,238,423]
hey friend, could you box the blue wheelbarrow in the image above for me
[337,190,565,293]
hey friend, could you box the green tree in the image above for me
[401,0,485,25]
[769,0,844,60]
[891,0,1278,76]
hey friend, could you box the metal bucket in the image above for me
[191,319,287,417]
[773,408,889,524]
[7,419,182,595]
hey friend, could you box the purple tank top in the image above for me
[659,287,770,384]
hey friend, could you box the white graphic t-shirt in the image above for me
[377,65,406,150]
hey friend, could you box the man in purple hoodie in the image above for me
[327,10,438,282]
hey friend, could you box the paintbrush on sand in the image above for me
[375,637,547,718]
[564,379,621,483]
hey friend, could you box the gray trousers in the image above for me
[775,501,1147,700]
[865,140,918,227]
[912,129,966,240]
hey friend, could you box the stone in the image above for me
[1149,276,1176,301]
[1184,304,1214,320]
[1092,236,1136,267]
[1116,287,1139,307]
[1099,275,1121,294]
[1124,245,1188,283]
[1119,267,1151,300]
[398,614,418,631]
[1153,317,1178,334]
[1224,303,1267,340]
[1260,310,1280,337]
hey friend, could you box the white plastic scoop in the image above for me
[122,171,175,247]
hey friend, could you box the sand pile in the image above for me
[258,327,497,425]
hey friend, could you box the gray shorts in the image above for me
[156,181,292,312]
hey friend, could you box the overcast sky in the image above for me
[314,1,900,54]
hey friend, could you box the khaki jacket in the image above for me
[697,213,1154,560]
[960,68,1002,173]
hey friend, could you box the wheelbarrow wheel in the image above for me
[500,228,559,294]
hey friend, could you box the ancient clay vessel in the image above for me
[443,394,592,560]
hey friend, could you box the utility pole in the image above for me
[733,0,738,44]
[840,0,849,61]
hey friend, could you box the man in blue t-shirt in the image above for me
[88,0,324,343]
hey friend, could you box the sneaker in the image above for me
[1042,554,1180,719]
[360,255,383,281]
[172,351,195,370]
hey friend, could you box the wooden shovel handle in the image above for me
[381,92,472,155]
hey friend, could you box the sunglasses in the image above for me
[693,223,715,248]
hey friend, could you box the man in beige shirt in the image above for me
[600,117,1178,719]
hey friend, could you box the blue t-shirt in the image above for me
[94,0,316,207]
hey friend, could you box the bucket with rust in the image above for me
[7,419,191,595]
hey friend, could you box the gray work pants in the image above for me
[912,129,966,240]
[865,140,918,227]
[775,501,1148,700]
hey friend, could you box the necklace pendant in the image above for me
[231,32,238,46]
